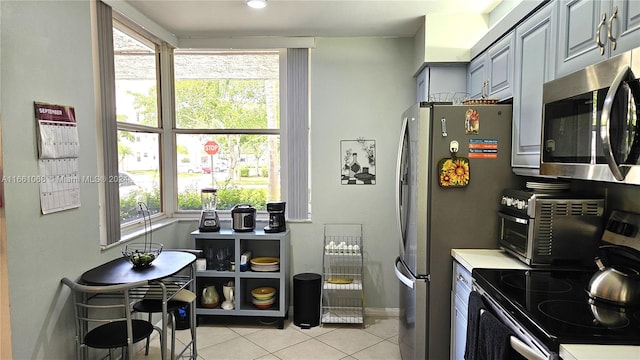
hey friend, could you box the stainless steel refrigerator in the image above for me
[393,102,519,360]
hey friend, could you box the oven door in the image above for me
[498,212,532,265]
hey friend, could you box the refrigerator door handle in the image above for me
[394,256,415,289]
[395,117,408,240]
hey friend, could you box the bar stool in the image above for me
[133,299,187,359]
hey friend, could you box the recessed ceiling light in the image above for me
[247,0,267,9]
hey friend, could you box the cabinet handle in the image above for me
[596,12,607,55]
[457,274,468,285]
[608,6,618,51]
[481,80,489,99]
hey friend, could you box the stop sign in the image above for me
[204,140,219,155]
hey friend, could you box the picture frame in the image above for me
[341,138,376,185]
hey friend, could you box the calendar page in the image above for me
[34,102,79,158]
[38,158,80,214]
[34,102,81,214]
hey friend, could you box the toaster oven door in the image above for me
[498,212,531,263]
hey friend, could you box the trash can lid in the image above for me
[293,273,321,281]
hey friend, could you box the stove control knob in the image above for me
[517,200,525,209]
[501,196,508,205]
[506,197,513,206]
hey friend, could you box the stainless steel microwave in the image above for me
[540,48,640,184]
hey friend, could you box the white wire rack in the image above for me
[321,224,364,326]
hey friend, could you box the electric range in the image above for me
[473,267,640,353]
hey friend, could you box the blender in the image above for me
[199,188,220,232]
[264,201,286,233]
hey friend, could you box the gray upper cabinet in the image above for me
[416,65,467,103]
[467,32,515,101]
[467,55,487,100]
[556,0,640,78]
[512,3,557,172]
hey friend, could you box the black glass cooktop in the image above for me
[473,268,640,352]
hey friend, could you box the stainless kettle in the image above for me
[587,245,640,306]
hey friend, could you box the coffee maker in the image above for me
[264,201,286,233]
[199,188,220,232]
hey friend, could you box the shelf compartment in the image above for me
[194,238,235,271]
[321,307,364,324]
[240,278,281,312]
[323,279,363,291]
[195,277,234,310]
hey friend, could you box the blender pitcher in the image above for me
[199,188,220,232]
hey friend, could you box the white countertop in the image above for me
[452,249,640,360]
[559,344,640,360]
[450,248,530,272]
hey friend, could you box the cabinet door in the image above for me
[451,262,471,360]
[610,0,640,57]
[556,0,608,77]
[512,3,556,170]
[467,55,486,100]
[452,294,468,360]
[416,67,428,102]
[487,32,515,100]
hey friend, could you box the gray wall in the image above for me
[0,1,414,357]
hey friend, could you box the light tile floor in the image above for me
[135,316,400,360]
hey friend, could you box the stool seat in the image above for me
[85,320,154,349]
[133,299,189,359]
[133,299,186,313]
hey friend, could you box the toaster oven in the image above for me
[498,189,605,267]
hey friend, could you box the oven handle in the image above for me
[498,211,529,225]
[599,66,632,181]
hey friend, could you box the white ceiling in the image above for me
[123,0,504,38]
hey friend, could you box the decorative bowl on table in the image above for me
[122,242,163,269]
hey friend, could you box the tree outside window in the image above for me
[128,50,281,211]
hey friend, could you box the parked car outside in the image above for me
[201,160,228,173]
[178,163,203,173]
[214,160,229,172]
[119,171,143,198]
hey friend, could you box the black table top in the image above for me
[81,251,196,285]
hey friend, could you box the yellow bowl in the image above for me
[250,257,280,266]
[251,287,276,300]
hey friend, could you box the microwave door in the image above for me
[599,66,640,181]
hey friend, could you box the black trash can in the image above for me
[293,273,322,329]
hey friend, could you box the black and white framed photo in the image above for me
[341,138,376,185]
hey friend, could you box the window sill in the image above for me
[102,217,183,251]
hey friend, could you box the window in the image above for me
[113,23,162,223]
[97,2,310,246]
[172,50,281,211]
[97,2,165,245]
